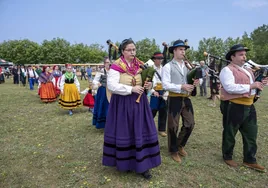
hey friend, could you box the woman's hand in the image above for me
[132,86,144,94]
[144,81,152,89]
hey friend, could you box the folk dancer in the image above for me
[92,57,110,129]
[26,65,39,90]
[52,65,62,96]
[59,64,81,115]
[38,66,57,103]
[81,81,95,113]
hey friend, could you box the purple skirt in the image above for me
[102,92,161,173]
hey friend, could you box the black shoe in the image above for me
[141,170,152,180]
[207,96,212,100]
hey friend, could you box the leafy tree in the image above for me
[251,24,268,65]
[196,37,225,62]
[39,38,71,64]
[0,39,40,64]
[135,38,160,62]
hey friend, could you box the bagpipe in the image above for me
[244,60,268,99]
[183,40,203,96]
[106,39,119,61]
[136,62,156,103]
[204,52,268,100]
[162,42,170,66]
[143,59,169,100]
[184,55,203,96]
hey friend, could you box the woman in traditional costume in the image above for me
[59,64,81,115]
[92,57,110,129]
[81,81,95,113]
[38,66,57,103]
[52,65,62,96]
[102,39,161,180]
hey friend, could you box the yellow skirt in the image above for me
[40,82,57,103]
[59,83,81,109]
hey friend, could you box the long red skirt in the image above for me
[40,82,57,103]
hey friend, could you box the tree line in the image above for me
[0,24,267,65]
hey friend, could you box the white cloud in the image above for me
[233,0,268,9]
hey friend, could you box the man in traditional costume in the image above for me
[162,39,199,163]
[149,52,168,137]
[219,44,268,172]
[26,65,39,90]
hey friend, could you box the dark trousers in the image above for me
[167,97,195,153]
[220,101,257,163]
[13,75,19,84]
[81,74,87,80]
[152,106,167,132]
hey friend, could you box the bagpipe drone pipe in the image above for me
[106,39,119,61]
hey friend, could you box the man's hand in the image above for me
[182,84,195,92]
[153,91,160,97]
[262,77,268,85]
[193,79,200,86]
[250,81,264,90]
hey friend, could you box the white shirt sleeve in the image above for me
[59,75,65,92]
[80,88,88,95]
[107,69,132,95]
[74,75,80,92]
[93,72,101,85]
[219,67,251,94]
[35,71,39,78]
[162,63,182,93]
[150,74,157,93]
[51,77,56,87]
[57,77,61,89]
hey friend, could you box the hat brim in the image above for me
[225,48,250,61]
[151,56,164,60]
[169,45,190,54]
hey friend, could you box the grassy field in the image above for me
[0,78,268,188]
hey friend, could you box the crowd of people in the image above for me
[1,39,268,180]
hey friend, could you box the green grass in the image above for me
[1,78,268,188]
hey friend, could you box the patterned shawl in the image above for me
[39,72,54,83]
[110,56,143,76]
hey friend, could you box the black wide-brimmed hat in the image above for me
[225,44,250,61]
[168,39,190,54]
[151,52,164,60]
